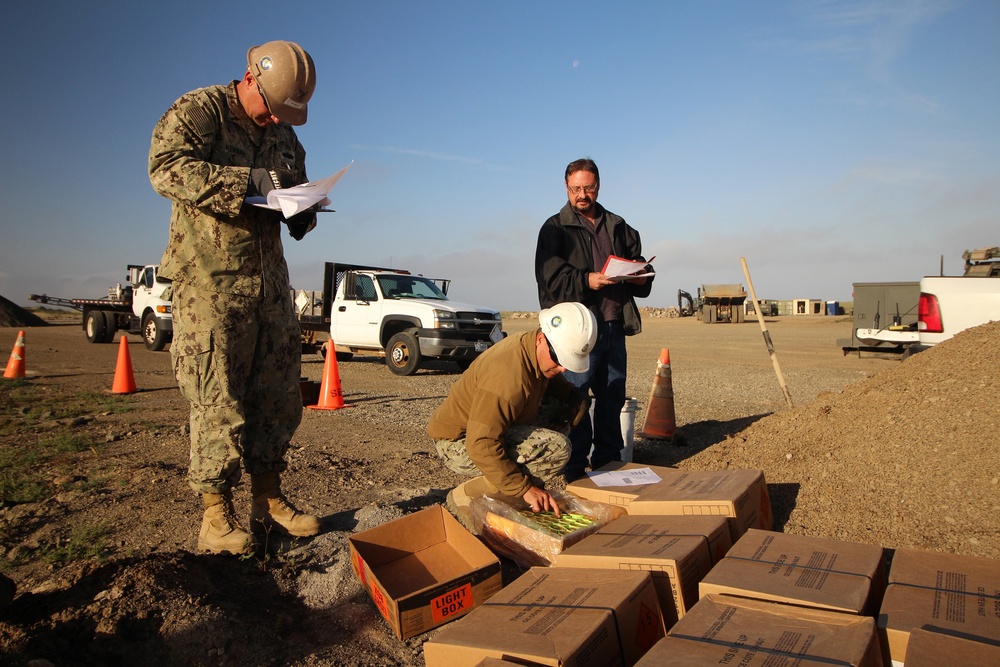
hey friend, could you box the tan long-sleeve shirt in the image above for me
[427,329,575,495]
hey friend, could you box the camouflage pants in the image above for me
[170,282,302,494]
[434,425,571,487]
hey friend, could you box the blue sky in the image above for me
[1,1,997,312]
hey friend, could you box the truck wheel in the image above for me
[386,332,421,376]
[85,310,109,344]
[101,312,118,343]
[455,359,473,371]
[142,312,169,351]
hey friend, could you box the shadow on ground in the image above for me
[635,413,771,467]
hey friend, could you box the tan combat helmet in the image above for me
[247,40,316,126]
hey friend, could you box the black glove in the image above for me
[284,210,317,240]
[248,168,300,198]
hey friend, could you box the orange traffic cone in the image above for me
[308,341,352,411]
[3,330,26,380]
[639,348,681,443]
[111,336,137,394]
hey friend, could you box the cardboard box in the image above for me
[555,515,727,627]
[565,462,680,508]
[903,628,1000,667]
[348,505,502,640]
[566,462,772,541]
[878,548,1000,666]
[639,594,883,666]
[595,513,733,564]
[698,528,886,615]
[423,567,665,667]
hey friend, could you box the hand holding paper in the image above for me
[601,255,656,282]
[247,161,353,217]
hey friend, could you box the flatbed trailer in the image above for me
[29,264,173,351]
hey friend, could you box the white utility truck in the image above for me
[913,247,1000,353]
[30,264,173,351]
[297,262,504,376]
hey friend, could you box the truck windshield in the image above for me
[377,275,448,300]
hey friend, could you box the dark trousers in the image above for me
[562,320,627,479]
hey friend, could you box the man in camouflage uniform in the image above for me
[428,302,596,530]
[149,41,321,555]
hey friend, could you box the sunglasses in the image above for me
[545,337,560,366]
[257,82,273,115]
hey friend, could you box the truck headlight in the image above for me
[156,305,172,314]
[433,310,457,329]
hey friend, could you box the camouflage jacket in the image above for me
[149,81,307,296]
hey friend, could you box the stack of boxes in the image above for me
[877,548,1000,665]
[349,463,1000,666]
[423,567,664,666]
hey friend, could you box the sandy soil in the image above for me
[0,311,996,666]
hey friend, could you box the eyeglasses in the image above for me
[567,184,598,195]
[256,82,273,114]
[545,337,560,366]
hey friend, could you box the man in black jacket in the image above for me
[534,158,653,481]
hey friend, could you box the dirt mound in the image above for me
[677,320,1000,559]
[0,295,48,328]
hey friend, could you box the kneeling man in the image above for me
[428,302,597,527]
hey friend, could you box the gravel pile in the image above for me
[656,320,1000,560]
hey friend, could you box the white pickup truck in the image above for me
[913,247,1000,352]
[299,262,504,376]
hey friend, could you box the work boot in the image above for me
[250,472,321,538]
[445,475,497,535]
[199,492,257,555]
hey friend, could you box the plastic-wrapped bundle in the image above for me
[470,490,620,569]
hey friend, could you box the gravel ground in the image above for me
[0,311,996,666]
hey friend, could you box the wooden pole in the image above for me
[740,257,794,409]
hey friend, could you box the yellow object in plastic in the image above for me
[516,510,598,536]
[473,491,617,569]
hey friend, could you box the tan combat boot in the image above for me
[199,492,257,555]
[250,472,321,538]
[445,475,498,535]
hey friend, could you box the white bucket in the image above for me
[587,397,639,463]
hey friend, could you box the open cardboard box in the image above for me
[348,505,502,640]
[423,567,665,667]
[699,528,886,616]
[640,594,883,666]
[566,462,772,541]
[471,489,620,569]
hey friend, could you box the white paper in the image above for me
[586,467,662,487]
[602,255,656,281]
[247,161,353,217]
[607,271,656,282]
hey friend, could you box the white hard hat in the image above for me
[538,302,597,373]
